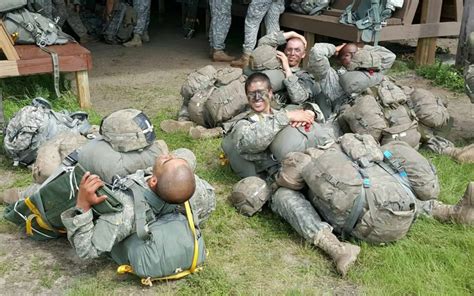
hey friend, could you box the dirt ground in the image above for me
[1,8,473,295]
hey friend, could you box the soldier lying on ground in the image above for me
[307,42,396,117]
[221,72,335,178]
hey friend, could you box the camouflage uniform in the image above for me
[133,0,151,35]
[222,105,326,178]
[243,0,285,55]
[307,43,396,114]
[61,167,216,260]
[208,0,232,50]
[257,31,319,105]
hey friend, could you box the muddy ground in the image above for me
[0,7,473,295]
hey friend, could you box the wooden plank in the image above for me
[403,0,419,25]
[75,70,91,109]
[17,54,91,75]
[0,61,20,77]
[379,22,460,40]
[302,32,315,67]
[455,0,472,66]
[0,21,20,60]
[415,0,443,65]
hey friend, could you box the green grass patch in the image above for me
[416,62,465,93]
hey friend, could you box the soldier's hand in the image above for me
[76,172,107,212]
[287,110,314,126]
[335,43,347,56]
[276,51,292,77]
[283,31,307,48]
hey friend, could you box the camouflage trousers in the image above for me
[209,0,232,50]
[271,187,332,242]
[243,0,285,54]
[133,0,151,35]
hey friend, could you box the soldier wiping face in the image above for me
[245,73,273,114]
[284,38,306,67]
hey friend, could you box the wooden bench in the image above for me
[0,21,92,108]
[230,0,463,66]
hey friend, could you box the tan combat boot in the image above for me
[431,182,474,225]
[212,50,236,62]
[160,119,195,134]
[189,126,223,139]
[141,31,150,43]
[123,33,142,47]
[314,228,361,277]
[230,53,250,68]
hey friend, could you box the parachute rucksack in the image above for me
[3,8,71,46]
[302,133,417,244]
[290,0,332,15]
[205,79,248,127]
[99,109,155,153]
[3,97,92,166]
[407,88,449,129]
[180,65,217,102]
[340,0,404,45]
[4,159,125,240]
[0,0,27,12]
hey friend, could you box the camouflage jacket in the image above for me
[61,170,216,260]
[257,31,319,105]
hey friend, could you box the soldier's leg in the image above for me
[263,0,284,34]
[242,0,272,55]
[209,0,232,51]
[67,9,89,40]
[52,0,68,26]
[271,187,360,276]
[133,0,151,35]
[222,135,258,178]
[189,175,216,225]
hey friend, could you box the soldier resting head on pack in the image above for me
[336,43,359,67]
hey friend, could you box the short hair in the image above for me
[286,37,306,49]
[245,72,271,94]
[156,160,196,204]
[339,43,358,60]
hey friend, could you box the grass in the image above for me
[0,75,473,295]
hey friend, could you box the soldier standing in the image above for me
[208,0,235,62]
[123,0,151,47]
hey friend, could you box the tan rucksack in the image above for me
[408,88,449,128]
[205,79,248,127]
[180,65,217,101]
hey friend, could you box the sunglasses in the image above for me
[247,89,269,102]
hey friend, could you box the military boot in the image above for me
[189,126,223,139]
[431,183,474,225]
[212,50,236,62]
[313,228,360,277]
[177,105,191,122]
[123,33,142,47]
[142,31,150,43]
[230,53,250,68]
[160,119,195,134]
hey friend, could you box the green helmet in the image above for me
[229,177,272,216]
[100,109,155,152]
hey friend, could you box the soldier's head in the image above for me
[245,72,273,114]
[147,154,196,204]
[338,43,358,67]
[284,37,306,67]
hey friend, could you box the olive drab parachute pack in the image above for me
[290,0,332,15]
[3,97,92,166]
[301,134,420,244]
[188,67,248,128]
[340,0,404,45]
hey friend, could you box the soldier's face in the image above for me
[149,154,188,192]
[246,81,272,114]
[284,38,306,67]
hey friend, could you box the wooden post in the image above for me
[415,0,443,65]
[0,21,19,61]
[455,0,473,68]
[303,32,315,67]
[75,70,91,109]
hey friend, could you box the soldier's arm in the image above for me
[283,71,316,104]
[233,112,290,154]
[363,45,396,71]
[307,43,337,81]
[257,31,287,47]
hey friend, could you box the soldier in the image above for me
[208,0,235,62]
[123,0,151,47]
[221,72,331,178]
[307,42,396,116]
[61,151,216,259]
[231,0,285,68]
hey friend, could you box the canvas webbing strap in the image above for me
[116,200,202,286]
[342,167,370,238]
[129,182,152,241]
[23,197,66,236]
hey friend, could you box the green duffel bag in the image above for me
[0,0,27,12]
[4,162,123,240]
[112,206,206,286]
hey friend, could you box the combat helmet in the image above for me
[249,45,281,71]
[100,109,155,152]
[229,176,272,216]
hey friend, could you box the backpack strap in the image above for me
[116,200,202,286]
[342,166,369,238]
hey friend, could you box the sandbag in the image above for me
[180,65,217,101]
[382,141,440,201]
[78,138,167,183]
[341,94,387,141]
[339,71,384,95]
[408,88,449,128]
[188,86,214,127]
[32,132,88,184]
[111,212,206,280]
[205,79,248,127]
